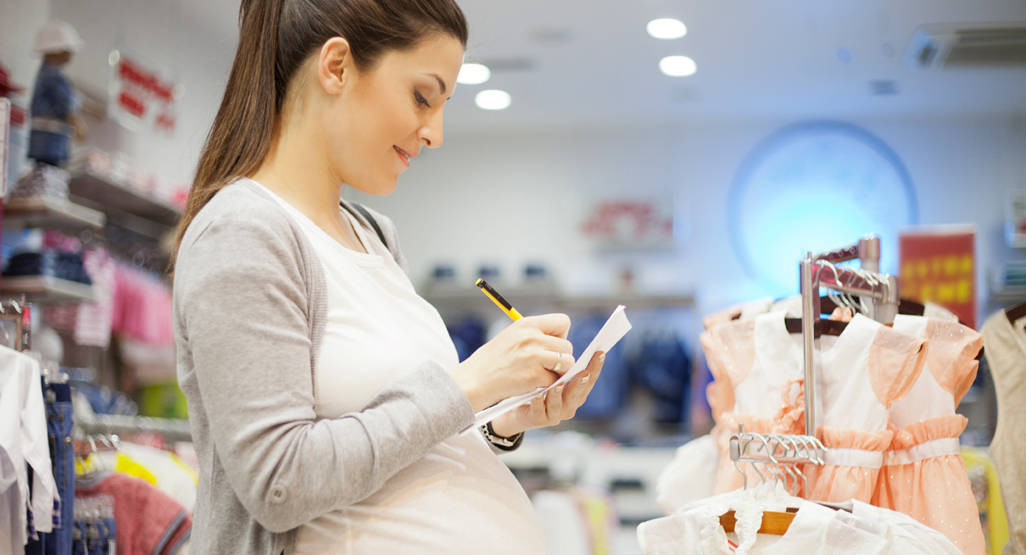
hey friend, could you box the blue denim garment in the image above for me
[28,131,70,166]
[31,63,80,120]
[28,63,80,165]
[25,381,74,555]
[71,521,89,555]
[100,518,116,555]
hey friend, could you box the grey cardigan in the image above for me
[173,181,476,555]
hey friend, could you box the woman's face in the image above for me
[325,34,464,196]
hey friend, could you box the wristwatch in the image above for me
[479,422,524,451]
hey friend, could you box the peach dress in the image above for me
[808,314,927,504]
[872,315,985,555]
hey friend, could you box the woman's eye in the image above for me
[414,90,431,108]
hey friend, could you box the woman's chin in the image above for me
[347,177,399,197]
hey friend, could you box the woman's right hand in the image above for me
[449,314,575,412]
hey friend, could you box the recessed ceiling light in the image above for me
[457,63,491,85]
[659,56,697,77]
[475,90,511,110]
[647,18,687,40]
[870,80,899,95]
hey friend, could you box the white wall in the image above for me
[5,0,1024,322]
[349,116,1026,319]
[0,0,49,93]
[3,0,234,188]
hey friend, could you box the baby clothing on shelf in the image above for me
[873,315,985,555]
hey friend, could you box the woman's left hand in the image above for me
[489,351,606,438]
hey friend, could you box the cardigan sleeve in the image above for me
[174,216,475,533]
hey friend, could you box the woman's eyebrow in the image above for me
[422,73,447,95]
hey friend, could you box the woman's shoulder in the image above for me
[178,180,308,266]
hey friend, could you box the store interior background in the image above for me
[2,0,1025,549]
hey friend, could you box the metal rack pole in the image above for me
[800,254,819,437]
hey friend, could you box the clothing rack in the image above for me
[800,235,900,437]
[75,413,192,442]
[728,427,826,496]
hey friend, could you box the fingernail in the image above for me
[581,373,590,384]
[535,393,545,400]
[599,353,606,364]
[555,385,564,393]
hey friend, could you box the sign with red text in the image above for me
[108,50,177,135]
[899,227,976,328]
[580,197,676,248]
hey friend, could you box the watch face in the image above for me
[729,121,918,294]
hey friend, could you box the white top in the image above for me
[726,311,837,419]
[249,181,542,555]
[0,346,58,553]
[637,482,960,555]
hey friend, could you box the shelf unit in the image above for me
[3,196,106,231]
[420,282,694,315]
[991,287,1026,305]
[68,170,181,240]
[0,275,94,304]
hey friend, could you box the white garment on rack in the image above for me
[0,346,59,547]
[251,181,543,555]
[638,482,961,555]
[656,435,719,514]
[848,501,962,554]
[638,481,799,555]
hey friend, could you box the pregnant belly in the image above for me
[293,434,543,555]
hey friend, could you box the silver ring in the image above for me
[553,352,562,373]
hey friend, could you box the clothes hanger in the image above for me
[721,434,797,536]
[1006,301,1026,325]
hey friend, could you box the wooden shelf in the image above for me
[68,170,181,239]
[1,275,94,304]
[3,196,106,231]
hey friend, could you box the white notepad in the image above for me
[465,305,632,432]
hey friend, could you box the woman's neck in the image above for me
[250,118,369,254]
[251,122,346,233]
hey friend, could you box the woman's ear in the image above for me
[318,37,353,96]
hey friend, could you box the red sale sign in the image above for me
[899,227,976,328]
[108,50,177,135]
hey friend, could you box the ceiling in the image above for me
[180,0,1026,131]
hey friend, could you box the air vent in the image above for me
[906,24,1026,69]
[870,80,899,95]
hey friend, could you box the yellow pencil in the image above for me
[475,279,523,321]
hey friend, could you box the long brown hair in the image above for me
[170,0,468,273]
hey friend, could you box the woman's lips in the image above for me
[394,146,413,168]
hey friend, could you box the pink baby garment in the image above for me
[809,314,926,504]
[872,315,985,555]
